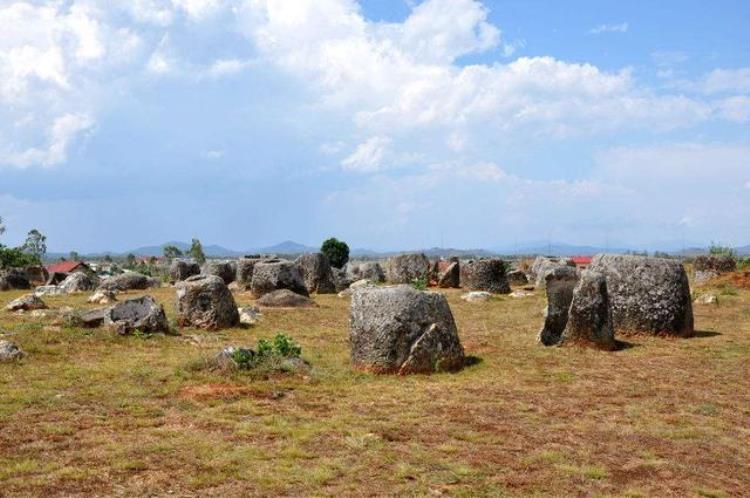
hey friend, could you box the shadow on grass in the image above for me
[688,330,722,338]
[613,339,637,351]
[464,355,483,367]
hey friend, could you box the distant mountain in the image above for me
[254,240,317,255]
[119,240,318,258]
[490,242,632,257]
[45,240,750,261]
[127,241,243,258]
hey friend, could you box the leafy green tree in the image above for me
[189,238,206,264]
[103,254,113,263]
[320,237,349,268]
[709,242,735,257]
[163,245,183,260]
[0,247,38,269]
[125,253,137,269]
[69,251,80,261]
[0,217,38,268]
[22,229,47,263]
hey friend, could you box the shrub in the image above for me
[694,255,737,273]
[709,243,735,257]
[203,333,306,377]
[411,276,428,290]
[321,237,349,269]
[0,245,39,269]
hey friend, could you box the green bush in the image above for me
[225,333,304,372]
[411,276,428,290]
[231,348,256,368]
[320,237,350,269]
[0,245,39,269]
[709,243,735,257]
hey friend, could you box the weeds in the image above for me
[411,276,428,290]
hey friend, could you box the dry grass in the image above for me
[0,281,748,497]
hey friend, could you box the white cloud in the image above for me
[598,143,750,183]
[702,68,750,94]
[1,113,93,168]
[203,149,224,160]
[666,67,750,95]
[0,0,746,174]
[341,136,392,172]
[376,0,500,64]
[238,0,715,155]
[715,96,750,123]
[0,2,144,168]
[205,58,251,78]
[589,22,629,35]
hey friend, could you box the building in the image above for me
[571,256,593,269]
[45,261,93,284]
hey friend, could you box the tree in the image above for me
[125,253,137,269]
[0,247,38,269]
[709,242,735,257]
[0,216,5,237]
[69,251,80,262]
[22,229,47,263]
[163,245,183,260]
[189,238,206,264]
[321,237,350,268]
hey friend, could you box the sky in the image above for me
[0,0,748,253]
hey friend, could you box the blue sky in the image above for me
[0,0,748,253]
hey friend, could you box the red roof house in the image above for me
[571,256,593,268]
[46,261,88,274]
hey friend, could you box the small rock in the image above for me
[98,272,152,292]
[61,308,108,328]
[59,272,99,293]
[34,285,65,297]
[215,346,255,369]
[87,290,117,305]
[256,289,316,308]
[460,291,493,302]
[0,340,24,361]
[694,293,718,305]
[509,290,534,298]
[507,269,529,285]
[239,306,261,325]
[338,279,375,298]
[104,296,170,335]
[6,294,48,312]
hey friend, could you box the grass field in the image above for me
[1,282,748,497]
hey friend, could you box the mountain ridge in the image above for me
[45,240,750,259]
